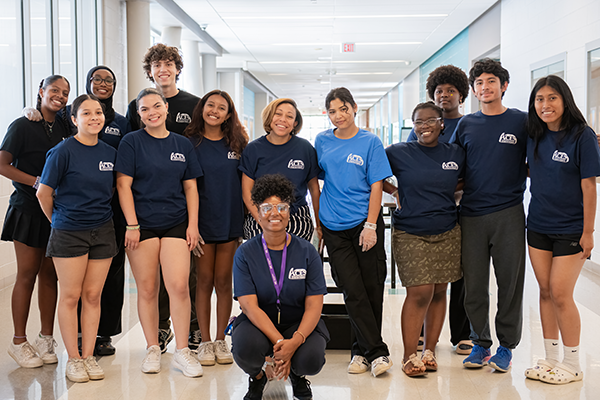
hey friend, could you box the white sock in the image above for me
[544,338,560,363]
[562,345,581,372]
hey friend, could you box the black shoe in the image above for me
[95,336,116,356]
[158,328,174,354]
[290,372,312,400]
[244,373,268,400]
[188,330,201,351]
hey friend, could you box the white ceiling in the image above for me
[150,0,498,114]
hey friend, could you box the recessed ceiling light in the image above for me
[226,14,447,20]
[336,72,393,75]
[259,60,407,64]
[273,42,420,46]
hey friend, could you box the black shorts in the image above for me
[527,229,583,257]
[140,221,187,242]
[46,220,118,259]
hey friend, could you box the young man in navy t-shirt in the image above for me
[450,59,527,372]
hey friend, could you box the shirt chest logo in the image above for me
[288,159,305,170]
[99,161,114,171]
[346,153,364,166]
[170,152,186,162]
[228,151,240,160]
[288,268,307,280]
[552,150,569,163]
[499,132,517,144]
[175,112,191,124]
[442,161,459,170]
[104,126,121,136]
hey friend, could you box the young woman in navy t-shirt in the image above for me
[37,94,117,382]
[115,88,203,378]
[525,75,600,384]
[184,90,248,366]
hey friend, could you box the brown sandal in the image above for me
[422,349,438,371]
[403,353,427,377]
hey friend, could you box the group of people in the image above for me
[1,40,597,400]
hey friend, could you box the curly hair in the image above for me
[426,65,469,103]
[185,90,248,155]
[142,43,184,83]
[262,98,303,135]
[469,58,509,97]
[251,174,296,207]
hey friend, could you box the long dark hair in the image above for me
[36,75,70,137]
[527,75,587,159]
[184,90,248,155]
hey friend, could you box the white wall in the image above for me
[401,69,420,120]
[101,0,129,114]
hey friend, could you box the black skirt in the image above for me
[1,205,51,248]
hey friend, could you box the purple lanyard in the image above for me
[261,233,288,307]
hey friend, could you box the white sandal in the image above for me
[421,349,437,371]
[539,362,583,384]
[524,358,555,380]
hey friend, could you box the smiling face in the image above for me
[269,103,297,138]
[327,98,357,130]
[472,72,507,105]
[137,94,169,130]
[72,99,105,136]
[90,69,114,100]
[534,85,564,132]
[413,107,443,148]
[40,78,70,114]
[150,59,179,90]
[257,195,290,234]
[203,94,230,128]
[434,83,461,114]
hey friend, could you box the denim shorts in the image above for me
[46,220,118,260]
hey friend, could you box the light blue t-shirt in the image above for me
[315,128,392,231]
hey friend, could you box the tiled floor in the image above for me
[1,254,600,399]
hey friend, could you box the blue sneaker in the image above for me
[489,346,512,372]
[463,344,491,368]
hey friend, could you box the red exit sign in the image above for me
[342,43,355,53]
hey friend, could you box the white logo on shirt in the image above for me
[442,161,459,170]
[288,268,307,280]
[287,159,305,170]
[346,153,364,166]
[99,161,114,171]
[228,151,240,160]
[104,126,121,136]
[170,152,186,162]
[499,132,517,144]
[175,112,191,124]
[552,150,569,163]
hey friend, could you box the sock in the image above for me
[544,338,560,363]
[40,333,53,339]
[562,345,581,371]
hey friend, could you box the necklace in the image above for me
[45,119,55,135]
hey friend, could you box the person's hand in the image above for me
[273,338,299,364]
[186,226,200,252]
[22,107,42,122]
[358,224,377,252]
[192,234,205,257]
[273,358,291,381]
[580,232,594,259]
[124,229,140,251]
[315,225,323,242]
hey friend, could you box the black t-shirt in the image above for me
[1,117,70,216]
[126,90,200,135]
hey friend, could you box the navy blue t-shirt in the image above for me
[386,142,465,235]
[527,126,600,234]
[191,136,244,241]
[233,234,327,327]
[41,137,116,230]
[115,129,203,229]
[239,135,320,214]
[100,113,131,150]
[450,108,528,217]
[406,117,461,143]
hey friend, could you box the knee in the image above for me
[407,291,432,309]
[167,282,190,301]
[214,278,232,296]
[82,288,102,307]
[539,286,552,302]
[292,346,326,376]
[60,290,82,308]
[549,285,572,309]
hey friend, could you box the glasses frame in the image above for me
[90,76,115,86]
[259,202,290,215]
[413,117,442,128]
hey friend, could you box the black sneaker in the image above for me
[188,330,201,351]
[158,328,174,354]
[290,372,312,400]
[244,373,268,400]
[94,336,116,356]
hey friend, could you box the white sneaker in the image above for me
[141,345,161,373]
[196,342,216,366]
[34,334,58,364]
[83,355,105,380]
[371,356,393,377]
[348,355,370,374]
[66,358,89,383]
[173,347,203,377]
[8,341,43,368]
[214,340,233,364]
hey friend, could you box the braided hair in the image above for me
[36,75,70,137]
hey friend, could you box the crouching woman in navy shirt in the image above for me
[115,88,203,378]
[232,174,329,400]
[37,94,117,383]
[525,75,600,384]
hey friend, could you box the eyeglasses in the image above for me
[259,203,290,215]
[413,117,442,128]
[90,76,115,86]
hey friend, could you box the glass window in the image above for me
[29,0,52,106]
[531,60,564,88]
[57,0,77,92]
[588,48,600,134]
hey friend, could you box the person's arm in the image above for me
[307,177,322,240]
[36,184,54,222]
[183,178,200,252]
[238,294,284,345]
[358,180,383,252]
[0,151,38,186]
[116,172,140,250]
[580,176,597,259]
[242,173,260,221]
